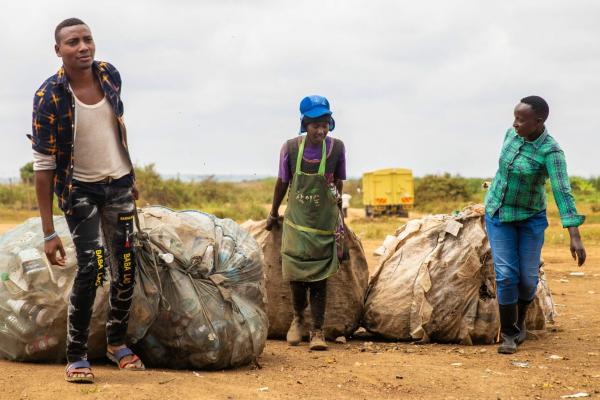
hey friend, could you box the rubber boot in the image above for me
[286,315,304,346]
[516,299,532,345]
[309,329,328,351]
[498,303,519,354]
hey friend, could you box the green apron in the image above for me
[281,137,340,282]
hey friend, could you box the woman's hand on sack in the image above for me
[45,236,66,266]
[265,213,280,231]
[568,227,586,267]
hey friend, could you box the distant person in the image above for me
[485,96,586,354]
[265,95,346,351]
[341,193,352,218]
[29,18,144,382]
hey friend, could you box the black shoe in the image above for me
[498,303,519,354]
[498,332,518,354]
[516,299,532,345]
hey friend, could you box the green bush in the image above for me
[415,174,472,203]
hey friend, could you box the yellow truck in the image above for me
[362,168,414,217]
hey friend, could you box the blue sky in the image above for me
[1,0,599,179]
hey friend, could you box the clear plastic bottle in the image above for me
[25,335,59,355]
[5,313,34,336]
[18,248,50,286]
[0,321,21,360]
[6,299,52,327]
[1,271,27,298]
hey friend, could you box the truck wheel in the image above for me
[365,206,373,218]
[397,209,409,218]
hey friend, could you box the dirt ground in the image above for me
[0,215,599,400]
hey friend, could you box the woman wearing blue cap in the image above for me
[266,95,346,351]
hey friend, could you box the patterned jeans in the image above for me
[64,174,137,363]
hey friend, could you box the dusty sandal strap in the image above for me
[67,359,91,371]
[65,360,94,383]
[110,347,134,360]
[107,347,145,370]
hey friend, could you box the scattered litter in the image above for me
[483,368,504,376]
[395,375,403,379]
[511,361,530,368]
[354,361,362,367]
[450,363,463,367]
[335,336,347,344]
[559,279,570,283]
[569,272,585,277]
[258,387,269,392]
[587,352,599,356]
[192,372,204,378]
[548,355,564,360]
[158,378,176,385]
[587,291,595,295]
[560,393,590,398]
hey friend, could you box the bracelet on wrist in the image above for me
[43,232,58,242]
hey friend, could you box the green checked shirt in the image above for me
[485,127,584,228]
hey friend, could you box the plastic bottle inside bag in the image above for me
[48,264,74,303]
[1,271,28,298]
[6,299,53,327]
[0,321,22,360]
[25,335,59,355]
[5,313,34,336]
[18,248,50,286]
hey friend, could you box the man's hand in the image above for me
[44,236,66,266]
[265,213,280,231]
[132,183,139,201]
[570,235,586,267]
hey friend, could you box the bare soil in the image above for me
[0,217,599,400]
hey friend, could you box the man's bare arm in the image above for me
[35,170,65,265]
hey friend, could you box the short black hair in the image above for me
[520,95,549,121]
[55,18,87,43]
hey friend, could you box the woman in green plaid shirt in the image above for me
[485,96,586,355]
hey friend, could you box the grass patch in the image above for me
[348,217,407,241]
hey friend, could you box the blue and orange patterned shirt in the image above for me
[28,61,133,212]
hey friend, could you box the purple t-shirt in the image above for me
[278,136,346,184]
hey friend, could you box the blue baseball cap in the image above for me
[299,95,335,133]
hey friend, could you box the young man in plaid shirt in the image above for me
[30,18,144,382]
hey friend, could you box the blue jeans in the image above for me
[485,211,548,305]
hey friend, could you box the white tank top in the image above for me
[72,93,131,182]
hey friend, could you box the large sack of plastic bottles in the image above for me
[241,219,368,340]
[363,205,556,345]
[0,206,268,369]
